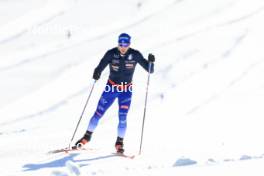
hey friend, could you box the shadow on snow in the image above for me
[23,153,118,172]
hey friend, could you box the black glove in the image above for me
[148,53,155,63]
[93,69,101,80]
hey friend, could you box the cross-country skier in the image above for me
[74,33,155,153]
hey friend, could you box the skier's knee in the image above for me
[120,105,129,110]
[95,111,103,117]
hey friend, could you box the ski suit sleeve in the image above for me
[93,51,111,79]
[136,51,154,73]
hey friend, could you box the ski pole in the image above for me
[139,62,153,155]
[68,80,96,149]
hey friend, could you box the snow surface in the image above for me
[1,0,264,175]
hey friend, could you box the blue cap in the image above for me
[118,33,131,46]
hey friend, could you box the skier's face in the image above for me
[118,44,130,55]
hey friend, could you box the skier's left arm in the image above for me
[136,52,155,73]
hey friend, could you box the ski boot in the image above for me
[72,131,92,150]
[115,137,125,154]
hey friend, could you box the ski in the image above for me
[113,152,135,159]
[48,148,135,159]
[48,147,88,154]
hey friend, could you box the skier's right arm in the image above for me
[93,51,111,80]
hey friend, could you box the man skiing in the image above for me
[74,33,155,153]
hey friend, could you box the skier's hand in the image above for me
[93,70,100,80]
[148,53,155,63]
